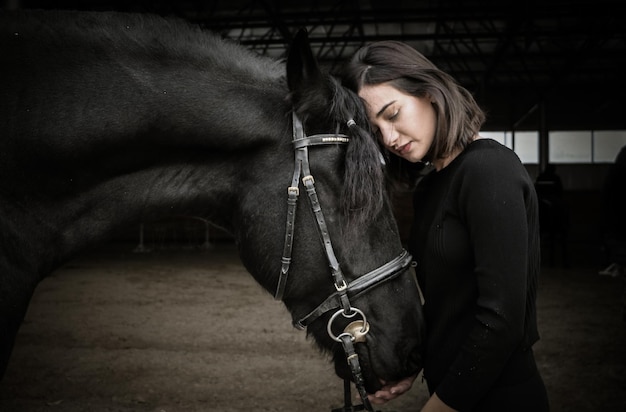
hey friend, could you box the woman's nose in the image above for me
[380,125,398,148]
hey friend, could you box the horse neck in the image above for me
[1,11,292,273]
[5,11,290,151]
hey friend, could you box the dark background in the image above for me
[6,0,626,132]
[5,0,623,262]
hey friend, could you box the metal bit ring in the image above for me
[327,307,369,342]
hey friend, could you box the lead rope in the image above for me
[327,309,378,412]
[337,335,375,412]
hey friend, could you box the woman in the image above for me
[342,41,549,411]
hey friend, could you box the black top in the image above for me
[409,138,541,410]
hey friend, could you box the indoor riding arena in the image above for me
[0,208,625,412]
[1,1,625,412]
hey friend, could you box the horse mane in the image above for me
[24,10,284,84]
[120,13,284,83]
[290,72,385,227]
[328,77,385,227]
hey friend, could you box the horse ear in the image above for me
[286,28,323,95]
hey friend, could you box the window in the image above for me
[549,131,592,163]
[593,131,626,163]
[510,131,539,164]
[481,129,626,164]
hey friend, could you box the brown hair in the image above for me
[341,41,485,185]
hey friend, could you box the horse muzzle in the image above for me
[332,322,424,394]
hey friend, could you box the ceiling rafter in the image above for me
[12,0,626,129]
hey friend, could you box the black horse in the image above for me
[0,10,423,399]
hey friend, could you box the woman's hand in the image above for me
[367,373,418,405]
[420,393,458,412]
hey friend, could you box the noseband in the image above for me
[276,112,413,412]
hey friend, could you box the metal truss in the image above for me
[14,0,626,129]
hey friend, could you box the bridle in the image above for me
[275,111,414,412]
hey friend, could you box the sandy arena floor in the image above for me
[0,242,625,411]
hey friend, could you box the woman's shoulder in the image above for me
[460,138,522,168]
[466,137,516,156]
[449,138,529,185]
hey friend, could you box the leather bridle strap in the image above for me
[275,112,350,300]
[294,249,413,329]
[339,334,375,411]
[276,111,413,412]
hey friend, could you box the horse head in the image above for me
[255,29,425,393]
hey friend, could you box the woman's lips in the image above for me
[397,142,411,154]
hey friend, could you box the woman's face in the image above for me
[359,82,437,163]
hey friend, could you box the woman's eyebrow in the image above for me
[376,101,396,118]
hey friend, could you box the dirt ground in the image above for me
[0,242,625,412]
